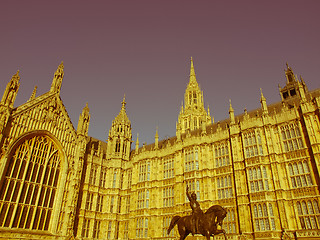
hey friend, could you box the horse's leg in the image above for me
[178,224,189,240]
[206,232,211,240]
[179,230,189,240]
[223,229,227,240]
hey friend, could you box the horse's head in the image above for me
[216,207,227,226]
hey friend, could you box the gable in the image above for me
[6,92,78,165]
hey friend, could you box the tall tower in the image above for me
[279,63,308,101]
[176,57,212,134]
[107,95,132,161]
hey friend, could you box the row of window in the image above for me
[85,193,122,214]
[140,123,305,180]
[82,219,102,238]
[135,161,314,209]
[80,199,320,239]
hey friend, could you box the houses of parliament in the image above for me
[0,58,319,240]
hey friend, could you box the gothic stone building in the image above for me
[0,59,320,240]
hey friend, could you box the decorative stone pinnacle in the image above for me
[122,94,126,109]
[229,99,234,113]
[190,57,196,78]
[12,70,20,81]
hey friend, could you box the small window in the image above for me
[290,89,296,97]
[283,91,289,99]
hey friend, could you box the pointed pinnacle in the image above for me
[260,88,266,99]
[190,56,196,78]
[229,99,234,112]
[121,94,126,109]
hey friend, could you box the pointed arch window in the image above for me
[288,161,313,188]
[280,123,304,152]
[253,203,275,231]
[0,135,61,230]
[224,208,236,233]
[115,139,121,153]
[214,142,230,167]
[193,91,197,104]
[243,130,264,158]
[297,200,320,229]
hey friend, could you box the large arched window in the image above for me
[0,135,61,230]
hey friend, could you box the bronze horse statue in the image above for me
[167,205,227,240]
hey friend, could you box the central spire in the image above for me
[189,57,198,86]
[176,58,212,134]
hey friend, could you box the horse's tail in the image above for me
[167,215,181,235]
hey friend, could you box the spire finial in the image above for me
[190,56,196,79]
[229,99,234,112]
[260,88,266,101]
[260,88,268,115]
[85,102,89,110]
[12,70,20,82]
[229,99,235,124]
[28,86,38,101]
[122,94,126,109]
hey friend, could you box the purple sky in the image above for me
[1,1,320,146]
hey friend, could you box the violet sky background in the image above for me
[1,1,320,146]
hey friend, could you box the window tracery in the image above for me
[281,123,304,152]
[0,135,61,230]
[214,142,230,167]
[297,200,320,229]
[243,130,264,158]
[288,161,313,188]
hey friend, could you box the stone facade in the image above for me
[0,59,320,240]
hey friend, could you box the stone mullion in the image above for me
[30,140,52,230]
[22,184,35,229]
[8,137,35,228]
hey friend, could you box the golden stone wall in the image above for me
[0,61,319,240]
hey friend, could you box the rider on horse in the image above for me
[186,184,205,235]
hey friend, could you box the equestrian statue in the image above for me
[167,185,227,240]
